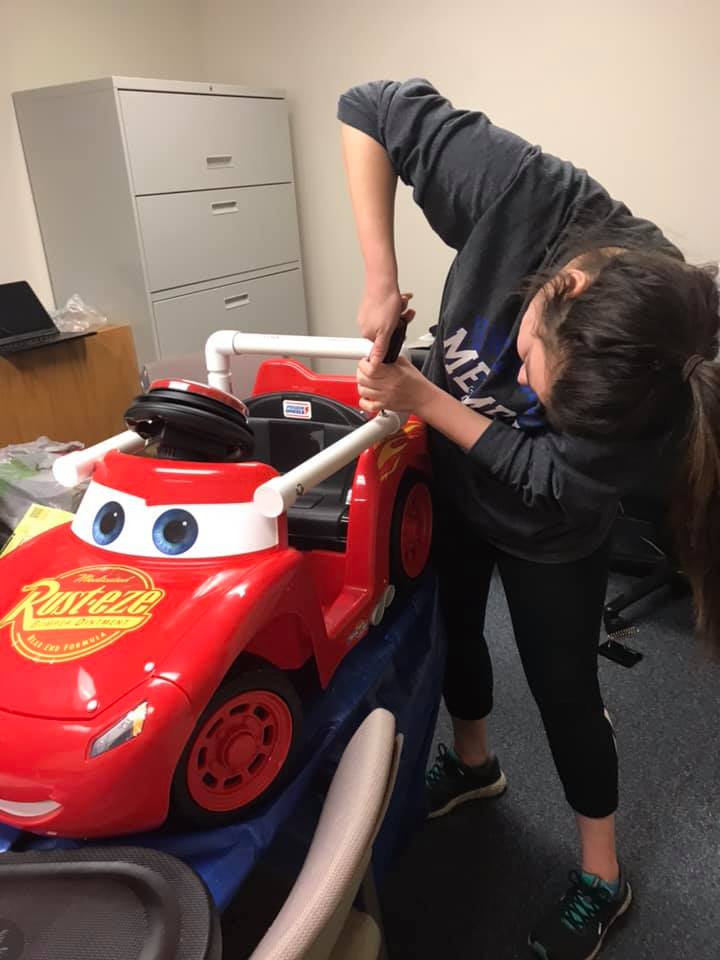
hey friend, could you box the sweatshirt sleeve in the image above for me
[467,419,662,516]
[338,79,536,251]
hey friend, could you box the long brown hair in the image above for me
[537,247,720,649]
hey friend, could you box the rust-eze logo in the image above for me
[0,565,165,664]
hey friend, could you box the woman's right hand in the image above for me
[357,285,415,365]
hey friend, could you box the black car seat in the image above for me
[244,392,367,552]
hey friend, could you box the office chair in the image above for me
[250,708,402,960]
[600,496,687,666]
[0,709,401,960]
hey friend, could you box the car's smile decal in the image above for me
[0,565,165,664]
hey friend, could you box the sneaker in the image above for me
[426,742,507,818]
[528,868,633,960]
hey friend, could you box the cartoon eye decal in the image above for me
[152,509,199,556]
[92,501,125,545]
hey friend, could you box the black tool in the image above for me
[600,601,645,667]
[383,319,408,364]
[598,635,644,668]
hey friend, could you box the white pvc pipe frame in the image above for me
[53,331,409,519]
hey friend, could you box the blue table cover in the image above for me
[0,572,444,910]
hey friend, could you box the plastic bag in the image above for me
[0,437,86,532]
[51,293,107,333]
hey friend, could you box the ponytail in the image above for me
[530,239,720,649]
[672,359,720,652]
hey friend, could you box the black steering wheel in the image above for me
[124,380,255,462]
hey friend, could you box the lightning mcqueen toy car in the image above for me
[0,332,432,837]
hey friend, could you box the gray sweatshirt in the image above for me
[338,78,679,562]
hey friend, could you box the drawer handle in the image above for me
[211,200,239,215]
[206,154,233,168]
[224,293,250,309]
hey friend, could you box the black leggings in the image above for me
[435,506,617,819]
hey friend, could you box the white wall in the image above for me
[1,0,206,309]
[5,1,717,335]
[202,0,719,343]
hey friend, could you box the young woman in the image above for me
[338,78,719,960]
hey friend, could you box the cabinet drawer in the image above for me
[152,269,307,357]
[137,183,301,292]
[120,90,292,195]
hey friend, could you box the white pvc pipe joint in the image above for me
[253,409,405,518]
[53,431,144,488]
[54,331,409,501]
[204,330,375,394]
[206,330,410,517]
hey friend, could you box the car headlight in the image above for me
[89,702,149,759]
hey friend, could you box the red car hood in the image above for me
[0,524,264,720]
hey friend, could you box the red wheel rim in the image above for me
[187,690,293,812]
[399,482,432,579]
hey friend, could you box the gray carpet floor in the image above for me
[380,573,720,959]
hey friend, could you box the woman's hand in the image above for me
[358,357,493,450]
[357,286,416,365]
[356,355,434,415]
[358,356,493,450]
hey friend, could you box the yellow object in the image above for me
[131,702,149,737]
[0,504,74,558]
[0,564,164,663]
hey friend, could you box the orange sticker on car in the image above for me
[0,565,165,664]
[376,421,423,481]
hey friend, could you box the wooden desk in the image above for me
[0,325,140,447]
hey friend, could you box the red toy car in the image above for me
[0,333,432,837]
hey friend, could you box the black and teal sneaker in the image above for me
[426,742,507,818]
[529,869,632,960]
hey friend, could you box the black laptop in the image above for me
[0,281,96,355]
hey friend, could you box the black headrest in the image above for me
[244,392,366,427]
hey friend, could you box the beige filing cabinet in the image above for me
[13,77,308,364]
